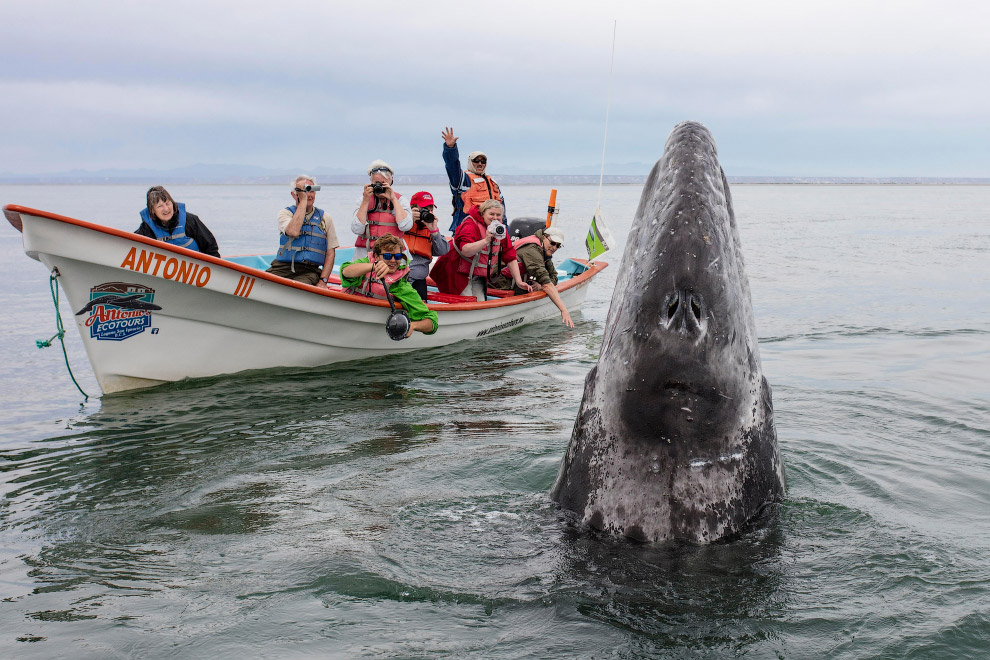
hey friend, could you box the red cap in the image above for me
[410,191,435,208]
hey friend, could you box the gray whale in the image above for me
[551,121,785,543]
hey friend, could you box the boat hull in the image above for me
[6,205,606,394]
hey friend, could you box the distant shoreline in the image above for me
[2,175,988,186]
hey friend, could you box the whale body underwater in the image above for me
[551,121,785,543]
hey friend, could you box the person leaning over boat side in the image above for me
[266,175,340,286]
[340,234,438,337]
[135,186,220,257]
[351,160,412,261]
[442,126,505,232]
[491,225,573,328]
[429,200,531,302]
[404,190,450,301]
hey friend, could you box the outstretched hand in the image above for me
[442,126,458,147]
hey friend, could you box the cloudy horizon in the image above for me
[2,1,988,178]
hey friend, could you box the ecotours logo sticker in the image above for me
[75,282,162,341]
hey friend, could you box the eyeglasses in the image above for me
[370,167,393,175]
[379,253,403,261]
[471,157,487,164]
[548,240,562,249]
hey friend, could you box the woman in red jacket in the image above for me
[430,200,531,301]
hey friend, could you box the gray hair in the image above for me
[367,160,394,182]
[292,174,317,188]
[478,199,504,216]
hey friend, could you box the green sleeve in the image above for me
[518,245,556,286]
[339,258,370,289]
[390,279,439,334]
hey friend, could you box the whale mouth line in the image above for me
[661,381,732,403]
[661,381,707,398]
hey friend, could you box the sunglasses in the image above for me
[369,167,393,175]
[378,253,404,261]
[471,158,487,164]
[548,240,562,248]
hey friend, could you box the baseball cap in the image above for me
[410,191,435,208]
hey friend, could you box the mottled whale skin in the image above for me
[551,121,785,543]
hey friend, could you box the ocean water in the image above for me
[1,183,988,658]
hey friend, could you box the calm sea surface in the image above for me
[1,183,988,658]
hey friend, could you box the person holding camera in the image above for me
[442,127,505,232]
[403,191,450,301]
[430,200,531,302]
[266,175,340,286]
[340,234,438,337]
[491,226,574,327]
[136,185,221,257]
[351,160,412,260]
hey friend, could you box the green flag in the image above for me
[585,208,614,261]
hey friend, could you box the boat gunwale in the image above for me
[4,204,607,312]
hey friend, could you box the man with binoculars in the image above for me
[267,175,340,286]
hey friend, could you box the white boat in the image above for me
[4,204,607,394]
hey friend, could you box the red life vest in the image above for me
[404,224,434,258]
[459,173,501,212]
[347,256,411,299]
[452,215,502,278]
[355,193,406,250]
[500,235,542,279]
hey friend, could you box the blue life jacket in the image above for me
[139,202,200,251]
[274,206,328,268]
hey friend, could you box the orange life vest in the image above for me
[459,173,501,212]
[355,193,406,251]
[404,224,435,258]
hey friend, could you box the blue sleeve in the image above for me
[443,144,464,193]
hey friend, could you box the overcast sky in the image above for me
[2,0,988,177]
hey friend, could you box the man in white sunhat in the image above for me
[442,126,505,232]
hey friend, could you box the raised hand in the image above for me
[442,126,458,147]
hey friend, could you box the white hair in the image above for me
[367,160,394,182]
[292,174,317,188]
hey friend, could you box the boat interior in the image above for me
[225,247,590,305]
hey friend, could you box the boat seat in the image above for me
[484,288,514,298]
[427,291,478,304]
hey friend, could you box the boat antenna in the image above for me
[596,20,617,213]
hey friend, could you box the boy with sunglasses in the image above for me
[340,234,438,337]
[491,226,573,328]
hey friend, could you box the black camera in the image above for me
[417,209,435,227]
[371,182,387,195]
[294,184,320,193]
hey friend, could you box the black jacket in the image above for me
[135,211,221,257]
